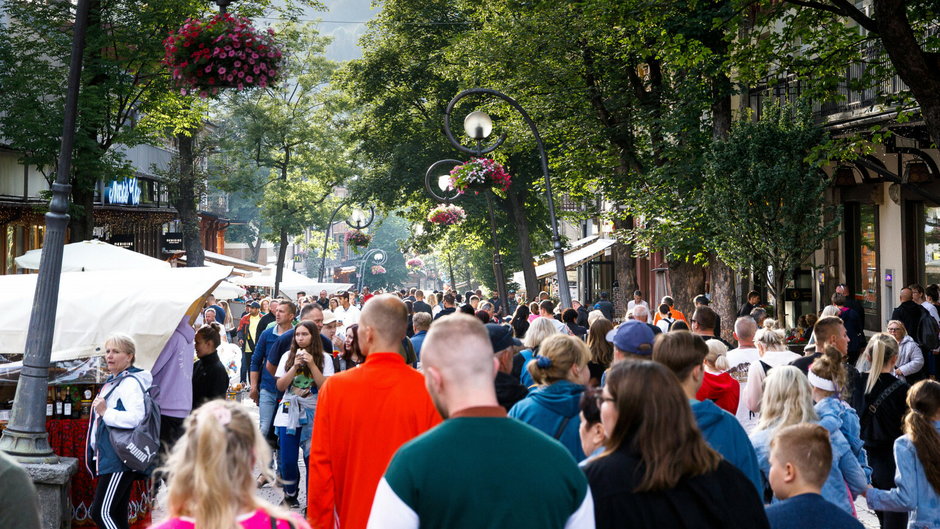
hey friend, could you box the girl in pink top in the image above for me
[149,400,308,529]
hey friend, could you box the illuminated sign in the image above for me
[105,177,142,205]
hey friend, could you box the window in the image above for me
[844,202,880,331]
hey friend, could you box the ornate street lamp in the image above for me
[357,248,387,291]
[424,158,509,315]
[442,89,572,308]
[318,203,375,282]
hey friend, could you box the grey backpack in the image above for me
[103,375,162,474]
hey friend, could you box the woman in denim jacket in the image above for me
[866,380,940,529]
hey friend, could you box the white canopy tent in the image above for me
[14,239,171,272]
[231,268,352,298]
[0,266,230,369]
[212,280,246,300]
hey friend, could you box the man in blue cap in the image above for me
[486,323,528,411]
[600,320,656,387]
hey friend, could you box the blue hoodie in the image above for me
[508,380,585,461]
[691,399,763,494]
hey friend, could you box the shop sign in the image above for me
[785,288,812,301]
[162,232,183,252]
[105,177,142,206]
[110,234,135,251]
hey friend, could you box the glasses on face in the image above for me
[595,395,615,408]
[887,327,902,333]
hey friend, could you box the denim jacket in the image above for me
[866,421,940,529]
[816,396,873,483]
[751,419,868,514]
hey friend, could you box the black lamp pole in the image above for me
[441,88,571,309]
[317,203,374,282]
[0,0,90,462]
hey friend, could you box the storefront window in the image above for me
[924,206,940,285]
[858,204,879,330]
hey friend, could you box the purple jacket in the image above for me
[150,316,196,418]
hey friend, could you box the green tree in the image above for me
[212,22,353,292]
[702,102,842,324]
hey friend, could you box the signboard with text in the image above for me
[110,234,135,252]
[162,232,183,252]
[105,177,142,206]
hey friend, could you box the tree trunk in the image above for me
[709,255,737,343]
[873,0,940,148]
[612,218,637,319]
[173,129,205,267]
[506,185,539,299]
[250,222,263,263]
[69,182,96,242]
[669,259,706,319]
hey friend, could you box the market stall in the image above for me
[0,265,230,527]
[231,267,352,299]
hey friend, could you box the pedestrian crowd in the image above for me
[6,282,940,529]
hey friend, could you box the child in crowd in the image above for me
[810,346,872,484]
[865,380,940,528]
[765,423,864,529]
[150,400,308,529]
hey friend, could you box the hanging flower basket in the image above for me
[371,265,386,275]
[449,158,512,194]
[406,258,424,271]
[162,13,283,97]
[427,204,466,225]
[345,230,372,247]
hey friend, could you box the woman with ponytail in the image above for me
[866,380,940,528]
[509,334,590,461]
[852,333,910,529]
[151,400,308,529]
[273,321,334,508]
[810,346,872,505]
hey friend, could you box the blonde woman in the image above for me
[509,334,590,461]
[885,320,925,384]
[87,334,152,529]
[151,400,308,529]
[749,366,868,513]
[744,328,801,413]
[515,317,561,389]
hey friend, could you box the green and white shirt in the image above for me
[367,406,594,529]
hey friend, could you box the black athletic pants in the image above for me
[91,471,135,529]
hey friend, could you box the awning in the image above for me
[513,238,616,285]
[532,235,598,263]
[202,250,267,272]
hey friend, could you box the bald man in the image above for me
[308,294,441,529]
[367,315,594,528]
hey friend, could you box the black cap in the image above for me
[486,323,522,353]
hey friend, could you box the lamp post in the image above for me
[357,248,387,292]
[424,159,509,314]
[0,0,90,462]
[442,89,572,308]
[317,203,374,282]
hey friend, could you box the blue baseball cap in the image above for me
[606,320,655,355]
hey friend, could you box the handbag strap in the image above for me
[867,378,906,417]
[553,415,573,440]
[270,516,295,529]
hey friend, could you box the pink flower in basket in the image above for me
[371,265,386,275]
[448,158,512,194]
[406,258,424,270]
[427,205,466,225]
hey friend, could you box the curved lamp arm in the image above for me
[425,159,464,203]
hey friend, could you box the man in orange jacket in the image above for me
[307,294,442,529]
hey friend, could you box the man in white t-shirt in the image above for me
[538,300,572,335]
[627,290,650,323]
[726,316,760,432]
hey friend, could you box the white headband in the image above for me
[808,371,838,392]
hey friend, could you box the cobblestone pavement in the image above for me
[151,400,882,528]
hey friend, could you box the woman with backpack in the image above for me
[86,333,153,529]
[852,333,910,529]
[509,334,590,461]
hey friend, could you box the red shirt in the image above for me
[307,352,442,529]
[695,371,740,415]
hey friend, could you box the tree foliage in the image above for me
[702,102,842,323]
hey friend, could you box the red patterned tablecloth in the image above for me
[46,418,152,529]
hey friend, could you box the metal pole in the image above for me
[484,191,509,317]
[318,202,345,282]
[441,88,571,308]
[0,0,90,462]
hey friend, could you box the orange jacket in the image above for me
[307,352,442,529]
[653,307,687,325]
